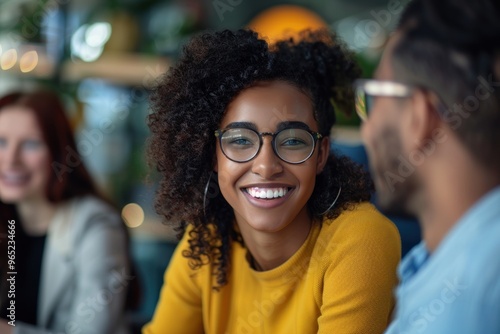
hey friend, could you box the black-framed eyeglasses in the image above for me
[215,127,323,164]
[354,79,414,121]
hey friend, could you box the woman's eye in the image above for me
[230,138,253,146]
[23,140,42,150]
[0,138,6,148]
[281,138,306,147]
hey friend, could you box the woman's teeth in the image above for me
[245,187,289,199]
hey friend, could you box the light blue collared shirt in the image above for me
[386,186,500,334]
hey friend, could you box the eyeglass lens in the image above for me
[355,89,376,121]
[219,128,315,163]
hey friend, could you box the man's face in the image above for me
[360,34,419,215]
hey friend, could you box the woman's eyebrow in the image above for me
[223,121,310,132]
[224,122,257,131]
[276,121,310,131]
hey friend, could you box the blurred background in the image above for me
[0,0,419,330]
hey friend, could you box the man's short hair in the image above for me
[393,0,500,170]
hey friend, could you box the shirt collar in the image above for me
[398,185,500,284]
[398,241,429,284]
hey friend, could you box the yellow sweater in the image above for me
[143,202,401,334]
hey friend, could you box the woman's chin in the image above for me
[239,216,290,233]
[0,193,23,204]
[0,189,37,204]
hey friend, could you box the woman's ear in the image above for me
[316,136,330,174]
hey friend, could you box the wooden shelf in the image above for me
[62,53,171,86]
[1,46,171,87]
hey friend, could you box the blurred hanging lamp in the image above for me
[248,5,329,44]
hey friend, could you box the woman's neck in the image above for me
[17,198,57,236]
[237,209,313,271]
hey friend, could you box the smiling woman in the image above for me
[214,82,328,240]
[0,108,50,204]
[0,90,131,334]
[144,29,401,334]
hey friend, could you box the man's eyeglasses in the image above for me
[215,127,323,164]
[354,79,414,121]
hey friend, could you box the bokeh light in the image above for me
[248,5,328,44]
[71,22,112,62]
[1,49,17,70]
[19,50,39,73]
[85,22,112,48]
[121,203,145,228]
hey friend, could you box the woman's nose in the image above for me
[250,137,283,179]
[1,143,22,168]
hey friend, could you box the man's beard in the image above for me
[370,127,419,217]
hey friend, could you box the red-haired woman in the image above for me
[0,90,131,334]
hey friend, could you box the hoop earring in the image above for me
[318,186,341,216]
[203,171,216,219]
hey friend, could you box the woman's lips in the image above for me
[241,186,294,209]
[245,186,289,199]
[0,172,30,186]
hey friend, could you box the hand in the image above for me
[0,319,14,334]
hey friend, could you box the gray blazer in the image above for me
[14,196,130,334]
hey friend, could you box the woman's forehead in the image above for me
[220,81,317,132]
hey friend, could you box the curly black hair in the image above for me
[148,29,373,288]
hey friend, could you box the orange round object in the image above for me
[248,5,328,44]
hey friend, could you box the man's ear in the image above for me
[408,89,442,151]
[316,136,330,174]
